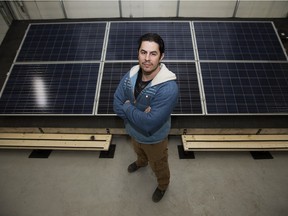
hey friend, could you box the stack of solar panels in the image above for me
[0,21,287,116]
[99,21,202,115]
[0,22,106,115]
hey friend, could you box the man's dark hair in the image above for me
[138,33,165,57]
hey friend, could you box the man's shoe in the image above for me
[152,187,166,203]
[127,162,141,173]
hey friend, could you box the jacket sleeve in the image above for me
[123,81,179,136]
[113,74,129,121]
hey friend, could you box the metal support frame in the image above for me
[233,0,240,18]
[60,0,68,19]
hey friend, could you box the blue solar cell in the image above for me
[106,22,194,61]
[0,63,99,115]
[201,62,288,114]
[97,62,202,115]
[16,23,106,62]
[194,22,287,61]
[166,62,202,114]
[97,62,135,114]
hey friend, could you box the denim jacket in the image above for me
[113,63,179,144]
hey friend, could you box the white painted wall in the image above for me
[0,15,9,46]
[121,0,178,18]
[64,1,120,18]
[4,0,288,20]
[236,0,288,18]
[24,1,65,19]
[179,0,237,17]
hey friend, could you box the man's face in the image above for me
[138,41,164,74]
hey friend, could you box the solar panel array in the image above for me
[194,21,288,115]
[0,64,99,114]
[194,22,287,61]
[0,22,106,115]
[99,22,202,115]
[98,62,202,115]
[201,62,288,114]
[106,22,194,61]
[0,21,287,116]
[17,23,106,62]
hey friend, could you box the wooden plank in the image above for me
[182,135,288,141]
[259,128,288,135]
[182,134,288,151]
[0,146,108,151]
[0,140,110,150]
[0,127,41,133]
[183,148,288,152]
[179,128,259,135]
[42,128,127,135]
[0,133,112,151]
[41,128,108,134]
[183,141,288,150]
[0,133,111,141]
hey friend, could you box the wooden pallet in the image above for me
[181,134,288,151]
[0,133,112,151]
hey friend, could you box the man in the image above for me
[113,33,179,202]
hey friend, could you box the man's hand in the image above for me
[144,106,151,113]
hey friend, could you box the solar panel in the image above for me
[0,63,99,115]
[165,62,202,115]
[97,62,135,115]
[16,23,106,62]
[106,22,194,61]
[201,62,288,114]
[194,21,287,61]
[97,62,202,115]
[2,21,287,116]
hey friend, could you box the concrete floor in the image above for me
[0,135,287,216]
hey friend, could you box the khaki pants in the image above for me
[131,137,170,191]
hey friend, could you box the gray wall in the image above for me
[0,0,288,44]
